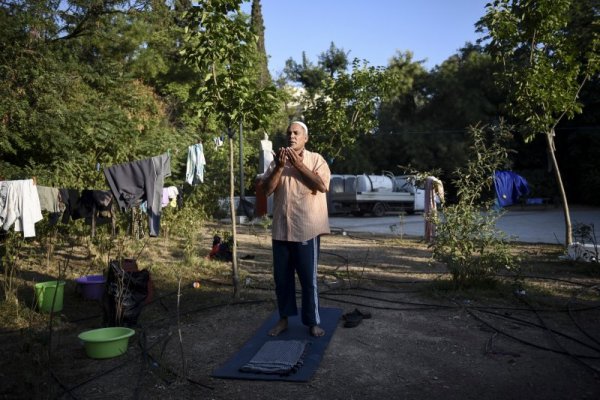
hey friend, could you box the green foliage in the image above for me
[371,46,504,177]
[180,0,282,297]
[384,50,427,99]
[422,46,504,131]
[318,42,350,77]
[178,0,281,200]
[180,0,278,130]
[281,44,393,163]
[431,123,520,287]
[477,0,600,245]
[335,46,503,177]
[0,0,182,188]
[302,59,393,161]
[284,52,329,102]
[162,204,206,262]
[477,0,600,140]
[250,0,271,87]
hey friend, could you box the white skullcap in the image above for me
[289,121,308,135]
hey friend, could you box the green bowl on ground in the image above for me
[35,280,66,313]
[78,327,135,359]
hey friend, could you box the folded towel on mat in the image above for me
[239,340,310,375]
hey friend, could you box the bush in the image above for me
[430,123,520,287]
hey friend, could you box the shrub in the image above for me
[430,123,520,287]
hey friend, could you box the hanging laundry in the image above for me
[139,200,148,214]
[259,134,274,174]
[213,136,224,148]
[83,190,114,237]
[37,186,62,213]
[166,186,179,207]
[159,187,179,208]
[103,153,171,237]
[58,188,81,224]
[91,190,113,216]
[494,171,530,207]
[186,141,206,185]
[161,188,170,208]
[37,185,63,225]
[72,190,112,222]
[0,179,43,238]
[66,190,111,221]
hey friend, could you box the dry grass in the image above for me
[1,222,599,334]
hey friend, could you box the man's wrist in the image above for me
[294,162,306,173]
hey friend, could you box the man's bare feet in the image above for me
[268,318,288,336]
[310,325,325,337]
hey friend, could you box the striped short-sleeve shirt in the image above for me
[263,150,330,242]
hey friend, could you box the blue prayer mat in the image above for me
[211,307,342,382]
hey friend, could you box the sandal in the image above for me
[353,308,372,319]
[343,313,363,328]
[342,308,372,321]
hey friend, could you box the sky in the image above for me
[243,0,491,76]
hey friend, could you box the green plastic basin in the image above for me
[78,327,135,359]
[35,281,66,313]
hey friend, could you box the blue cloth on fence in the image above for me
[240,340,310,375]
[494,170,530,207]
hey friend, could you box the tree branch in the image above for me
[551,74,589,131]
[529,29,537,66]
[212,62,223,101]
[52,1,150,42]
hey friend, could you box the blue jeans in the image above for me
[272,236,321,327]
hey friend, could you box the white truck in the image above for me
[327,173,425,216]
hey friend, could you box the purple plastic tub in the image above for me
[75,275,106,301]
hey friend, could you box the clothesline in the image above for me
[2,139,225,239]
[1,148,194,239]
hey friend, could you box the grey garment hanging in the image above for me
[103,153,171,237]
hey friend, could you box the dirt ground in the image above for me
[1,226,600,400]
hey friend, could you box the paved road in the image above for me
[329,206,600,245]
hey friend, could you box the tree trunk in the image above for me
[545,129,572,246]
[229,136,240,298]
